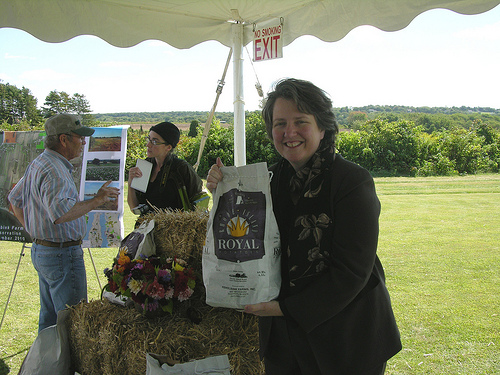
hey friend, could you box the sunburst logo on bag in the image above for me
[227,216,249,237]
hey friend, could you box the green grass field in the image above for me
[0,176,499,374]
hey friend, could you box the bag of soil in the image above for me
[203,162,281,309]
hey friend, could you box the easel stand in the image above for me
[87,247,102,291]
[0,242,29,331]
[0,243,102,331]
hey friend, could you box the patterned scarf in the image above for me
[289,141,336,199]
[276,141,337,292]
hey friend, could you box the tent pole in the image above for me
[232,21,246,167]
[194,47,232,172]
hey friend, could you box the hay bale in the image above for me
[138,208,209,267]
[69,209,264,375]
[68,300,263,375]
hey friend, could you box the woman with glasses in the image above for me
[127,121,203,216]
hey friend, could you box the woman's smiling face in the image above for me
[271,97,325,171]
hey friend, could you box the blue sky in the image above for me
[1,5,499,114]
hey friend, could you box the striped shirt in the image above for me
[8,149,85,242]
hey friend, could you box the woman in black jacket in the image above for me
[207,78,401,374]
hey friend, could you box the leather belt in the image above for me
[34,239,82,248]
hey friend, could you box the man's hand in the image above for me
[95,180,120,205]
[54,180,120,224]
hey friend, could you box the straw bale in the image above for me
[69,209,264,375]
[68,299,264,375]
[138,208,209,267]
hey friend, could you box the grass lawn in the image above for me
[0,175,499,374]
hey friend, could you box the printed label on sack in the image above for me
[213,188,266,262]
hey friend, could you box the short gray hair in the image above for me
[44,134,61,150]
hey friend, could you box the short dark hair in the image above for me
[262,78,339,146]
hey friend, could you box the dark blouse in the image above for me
[136,154,202,211]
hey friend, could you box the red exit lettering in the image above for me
[254,35,281,61]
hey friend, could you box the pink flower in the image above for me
[164,287,174,299]
[146,277,166,299]
[177,287,194,302]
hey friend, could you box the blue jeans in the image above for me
[31,243,88,332]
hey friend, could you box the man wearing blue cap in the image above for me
[8,113,120,332]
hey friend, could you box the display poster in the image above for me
[81,126,127,248]
[0,126,128,248]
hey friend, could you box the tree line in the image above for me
[2,80,499,131]
[0,81,94,129]
[1,81,499,177]
[126,111,500,178]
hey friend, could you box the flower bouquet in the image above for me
[104,249,196,316]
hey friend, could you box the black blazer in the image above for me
[260,154,402,373]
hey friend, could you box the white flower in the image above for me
[128,279,143,294]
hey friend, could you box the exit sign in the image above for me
[253,19,283,62]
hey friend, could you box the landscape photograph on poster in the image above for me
[83,180,120,211]
[88,127,122,152]
[85,158,121,181]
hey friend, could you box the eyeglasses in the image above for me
[145,136,167,146]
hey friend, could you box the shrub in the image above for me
[188,120,200,137]
[244,111,280,166]
[176,120,234,177]
[362,119,423,176]
[435,126,485,175]
[417,153,457,176]
[126,128,148,178]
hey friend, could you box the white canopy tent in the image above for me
[1,0,499,166]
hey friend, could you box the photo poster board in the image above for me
[0,130,47,243]
[0,126,128,248]
[81,126,128,248]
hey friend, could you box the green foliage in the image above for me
[125,128,148,178]
[244,111,280,166]
[338,119,423,176]
[434,126,486,175]
[417,153,457,177]
[0,119,43,131]
[336,130,371,167]
[0,82,96,130]
[176,120,234,177]
[346,111,368,129]
[123,113,500,179]
[1,78,498,178]
[42,90,95,123]
[86,165,120,181]
[188,120,200,137]
[0,82,43,127]
[337,117,500,176]
[42,90,71,117]
[173,112,279,177]
[94,111,235,125]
